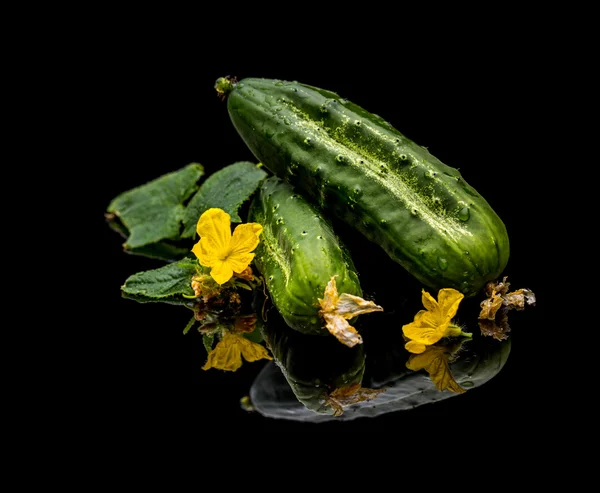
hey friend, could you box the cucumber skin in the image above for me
[227,78,510,297]
[248,176,362,335]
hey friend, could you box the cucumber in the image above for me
[220,77,509,297]
[248,175,371,341]
[255,290,366,416]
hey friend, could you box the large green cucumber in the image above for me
[248,175,362,335]
[221,77,509,297]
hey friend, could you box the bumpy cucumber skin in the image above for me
[227,78,510,297]
[248,176,362,335]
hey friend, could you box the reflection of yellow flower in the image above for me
[192,208,263,285]
[406,343,466,393]
[402,288,469,354]
[203,332,272,372]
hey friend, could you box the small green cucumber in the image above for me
[248,175,362,336]
[220,77,510,297]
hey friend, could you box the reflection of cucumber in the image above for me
[250,335,510,422]
[255,293,365,415]
[249,175,362,335]
[223,77,509,297]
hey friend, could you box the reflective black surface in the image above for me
[251,292,511,421]
[94,53,546,432]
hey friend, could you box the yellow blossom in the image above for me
[202,332,272,372]
[192,208,263,285]
[402,288,470,354]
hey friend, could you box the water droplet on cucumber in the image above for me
[458,206,470,221]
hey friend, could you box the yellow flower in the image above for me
[202,332,272,372]
[192,208,263,285]
[402,288,470,354]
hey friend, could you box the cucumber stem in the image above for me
[215,76,237,100]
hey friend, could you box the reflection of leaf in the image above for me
[182,162,267,238]
[107,163,204,249]
[327,383,386,416]
[121,258,197,299]
[406,344,466,393]
[203,333,215,353]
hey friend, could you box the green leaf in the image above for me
[203,333,215,353]
[107,163,205,249]
[121,257,198,299]
[182,161,268,238]
[120,241,191,262]
[106,212,191,261]
[121,291,193,306]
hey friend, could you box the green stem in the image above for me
[183,315,196,335]
[448,324,472,339]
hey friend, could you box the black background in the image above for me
[91,46,548,435]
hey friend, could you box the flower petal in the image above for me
[192,239,218,267]
[336,293,383,319]
[226,252,255,274]
[437,288,464,320]
[402,314,445,345]
[479,293,504,321]
[322,313,363,347]
[229,222,263,257]
[318,276,339,313]
[421,290,440,314]
[209,259,234,285]
[196,208,232,256]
